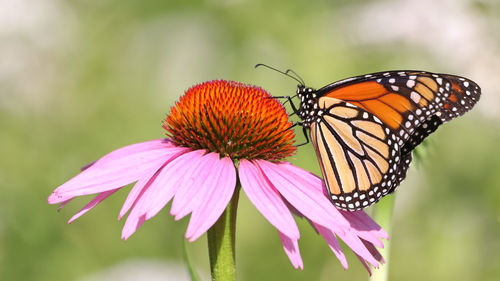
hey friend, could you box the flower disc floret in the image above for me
[163,80,296,160]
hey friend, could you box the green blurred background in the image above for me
[1,0,499,280]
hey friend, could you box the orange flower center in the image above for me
[163,80,296,161]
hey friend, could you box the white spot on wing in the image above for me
[410,91,421,103]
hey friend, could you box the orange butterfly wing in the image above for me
[306,71,480,210]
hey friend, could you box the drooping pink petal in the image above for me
[144,149,208,220]
[118,165,167,220]
[80,161,96,171]
[169,152,221,220]
[68,188,121,224]
[265,161,387,241]
[354,240,385,276]
[355,253,373,275]
[257,160,386,269]
[239,159,300,240]
[341,211,388,248]
[185,155,236,241]
[57,199,72,211]
[119,170,161,237]
[278,231,303,269]
[48,139,188,203]
[362,239,385,265]
[336,229,379,267]
[314,223,349,269]
[121,149,206,240]
[256,160,348,230]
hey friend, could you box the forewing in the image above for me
[317,71,481,154]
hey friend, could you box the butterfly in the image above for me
[257,65,481,211]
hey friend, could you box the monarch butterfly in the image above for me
[257,65,481,211]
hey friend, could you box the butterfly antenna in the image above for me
[255,64,305,86]
[284,69,305,86]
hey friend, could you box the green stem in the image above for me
[207,182,241,281]
[369,194,396,281]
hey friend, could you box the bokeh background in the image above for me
[1,0,499,280]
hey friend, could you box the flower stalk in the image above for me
[207,181,241,281]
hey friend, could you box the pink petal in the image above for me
[57,199,72,211]
[336,229,379,267]
[170,153,221,220]
[256,160,348,230]
[118,165,166,220]
[356,253,373,275]
[90,139,175,168]
[239,159,300,240]
[257,161,386,270]
[144,150,208,220]
[354,240,385,276]
[48,139,188,203]
[314,223,349,269]
[119,170,161,237]
[341,211,388,248]
[68,188,120,224]
[185,155,236,241]
[362,239,385,264]
[279,231,303,269]
[121,150,205,240]
[80,161,96,171]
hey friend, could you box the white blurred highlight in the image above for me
[0,0,76,114]
[347,0,499,118]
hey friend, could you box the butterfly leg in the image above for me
[282,96,300,115]
[267,95,300,115]
[295,125,310,147]
[266,95,308,147]
[280,122,309,147]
